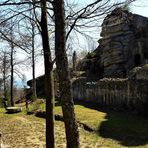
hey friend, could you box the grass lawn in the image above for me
[0,101,148,148]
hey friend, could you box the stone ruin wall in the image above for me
[77,8,148,78]
[72,9,148,116]
[99,9,134,77]
[73,78,148,115]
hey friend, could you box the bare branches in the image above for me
[66,0,136,39]
[0,30,31,54]
[0,8,33,27]
[0,0,40,7]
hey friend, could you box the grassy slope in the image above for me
[0,103,148,148]
[55,104,148,148]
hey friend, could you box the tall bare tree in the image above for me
[30,2,37,99]
[0,50,10,101]
[10,25,15,106]
[53,0,79,147]
[31,20,37,99]
[72,51,77,71]
[40,1,55,147]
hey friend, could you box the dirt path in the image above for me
[0,113,99,148]
[0,110,131,148]
[0,114,46,148]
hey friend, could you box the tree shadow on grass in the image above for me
[75,101,148,147]
[98,112,148,147]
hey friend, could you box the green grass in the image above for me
[0,100,148,147]
[54,103,148,148]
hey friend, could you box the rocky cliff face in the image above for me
[78,8,148,78]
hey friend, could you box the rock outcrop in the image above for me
[78,8,148,78]
[27,75,45,97]
[27,70,59,98]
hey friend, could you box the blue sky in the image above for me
[78,0,148,17]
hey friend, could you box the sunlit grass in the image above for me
[0,100,148,147]
[55,102,148,147]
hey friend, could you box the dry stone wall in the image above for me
[73,78,148,115]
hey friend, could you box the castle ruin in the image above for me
[78,8,148,78]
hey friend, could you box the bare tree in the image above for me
[72,51,77,71]
[10,25,15,106]
[0,1,55,148]
[53,0,79,147]
[31,17,37,99]
[0,50,10,101]
[40,1,55,147]
[29,0,37,99]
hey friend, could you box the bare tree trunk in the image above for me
[40,0,55,148]
[31,19,37,99]
[3,52,7,100]
[10,39,14,106]
[10,24,14,106]
[73,51,77,71]
[53,0,79,147]
[31,1,37,99]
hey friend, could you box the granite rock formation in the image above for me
[78,8,148,78]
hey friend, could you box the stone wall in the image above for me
[73,78,148,115]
